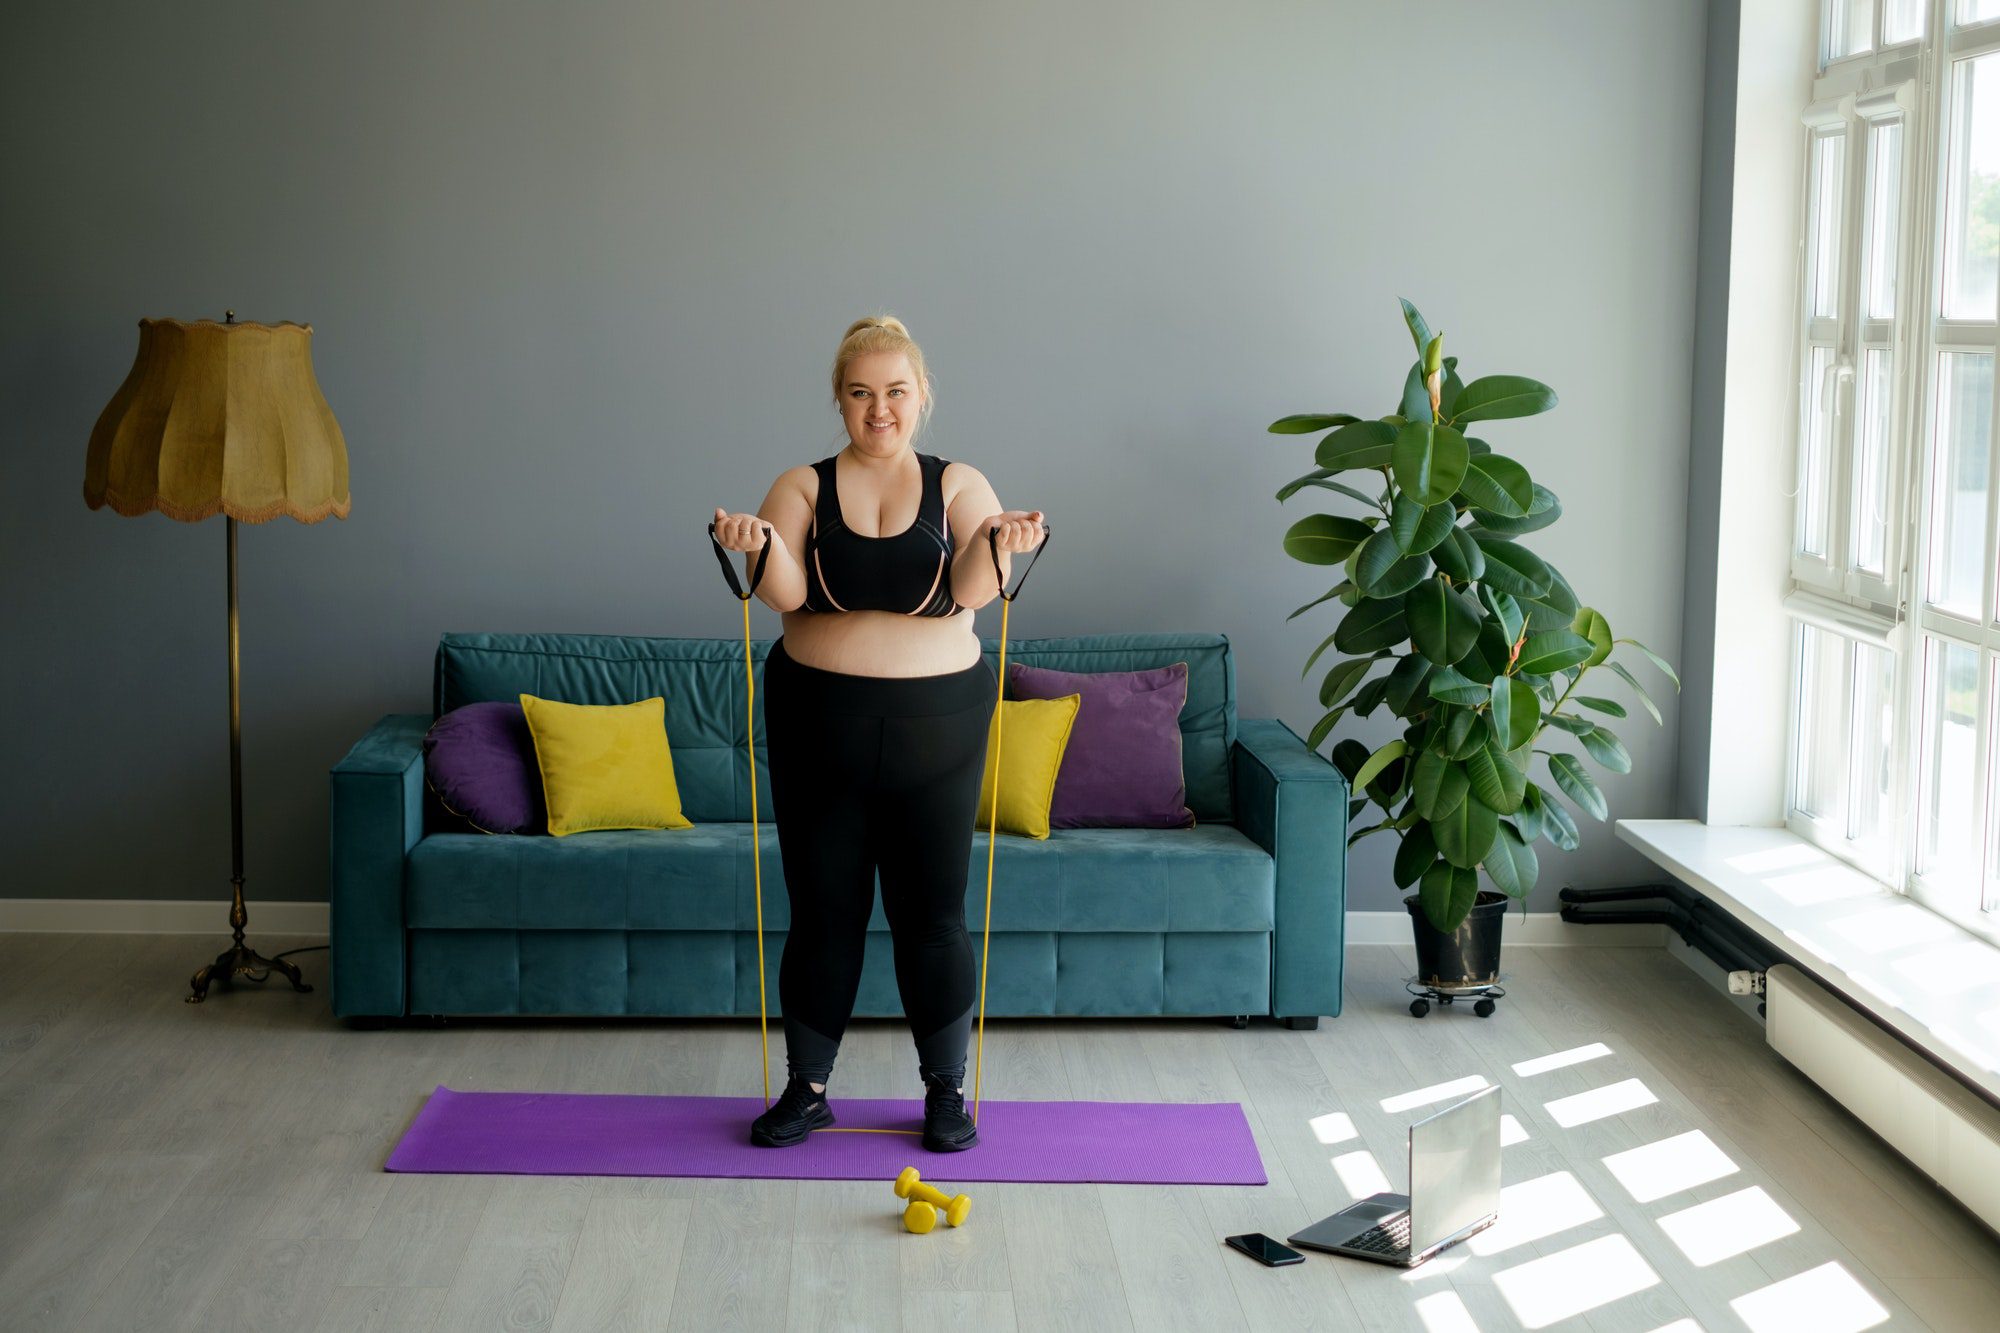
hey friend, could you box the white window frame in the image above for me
[1784,0,2000,950]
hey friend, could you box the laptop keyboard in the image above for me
[1347,1213,1412,1256]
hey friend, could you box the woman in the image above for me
[710,314,1046,1153]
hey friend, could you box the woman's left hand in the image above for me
[986,510,1047,554]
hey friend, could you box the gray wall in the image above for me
[1680,0,1740,824]
[0,0,1708,914]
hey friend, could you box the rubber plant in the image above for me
[1271,299,1680,934]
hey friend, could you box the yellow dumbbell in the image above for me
[894,1165,972,1233]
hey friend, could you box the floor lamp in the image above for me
[82,312,351,1002]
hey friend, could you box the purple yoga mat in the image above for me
[385,1085,1268,1185]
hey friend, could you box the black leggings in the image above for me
[762,635,996,1088]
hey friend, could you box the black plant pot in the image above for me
[1405,890,1508,988]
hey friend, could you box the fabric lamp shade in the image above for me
[83,316,351,524]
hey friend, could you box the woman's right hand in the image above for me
[712,507,775,553]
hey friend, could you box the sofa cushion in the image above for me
[404,821,1275,933]
[430,631,1237,825]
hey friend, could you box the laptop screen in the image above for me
[1408,1083,1502,1252]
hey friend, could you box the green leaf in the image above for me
[1316,653,1377,708]
[1512,791,1544,844]
[1269,413,1361,434]
[1455,453,1535,518]
[1331,739,1370,783]
[1419,859,1482,933]
[1447,708,1487,759]
[1467,483,1562,536]
[1579,724,1632,774]
[1547,752,1608,820]
[1406,578,1484,666]
[1412,749,1469,822]
[1533,783,1580,849]
[1432,789,1501,868]
[1399,297,1433,359]
[1383,653,1436,716]
[1427,665,1489,706]
[1287,585,1345,622]
[1450,375,1558,423]
[1391,421,1470,506]
[1464,739,1528,814]
[1283,513,1372,565]
[1515,629,1595,674]
[1469,535,1553,598]
[1618,638,1682,690]
[1391,494,1457,555]
[1429,525,1486,581]
[1316,420,1398,471]
[1607,661,1663,725]
[1489,676,1540,750]
[1282,476,1388,507]
[1482,820,1539,899]
[1352,739,1407,794]
[1275,467,1332,502]
[1480,585,1523,645]
[1438,358,1465,419]
[1542,712,1593,736]
[1576,695,1627,718]
[1333,594,1411,654]
[1401,360,1433,424]
[1394,820,1436,888]
[1307,706,1347,750]
[1572,607,1613,668]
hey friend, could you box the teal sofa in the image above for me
[328,631,1348,1028]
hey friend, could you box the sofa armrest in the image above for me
[1230,718,1351,1020]
[328,712,431,1018]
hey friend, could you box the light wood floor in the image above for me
[2,934,1998,1332]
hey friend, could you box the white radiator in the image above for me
[1764,964,2000,1232]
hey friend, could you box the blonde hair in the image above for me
[831,314,935,425]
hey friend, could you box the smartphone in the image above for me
[1224,1232,1305,1266]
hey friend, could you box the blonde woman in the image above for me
[710,315,1046,1152]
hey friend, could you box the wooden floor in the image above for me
[2,935,1998,1332]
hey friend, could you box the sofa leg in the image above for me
[1282,1016,1319,1031]
[341,1015,389,1030]
[1226,1014,1249,1029]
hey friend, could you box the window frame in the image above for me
[1783,0,2000,950]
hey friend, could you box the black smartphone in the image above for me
[1224,1232,1305,1266]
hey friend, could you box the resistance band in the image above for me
[708,517,1049,1133]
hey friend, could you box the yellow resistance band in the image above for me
[712,520,1048,1135]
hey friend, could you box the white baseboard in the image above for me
[0,898,1667,948]
[1344,910,1668,947]
[0,898,332,935]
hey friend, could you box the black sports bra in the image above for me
[801,451,963,617]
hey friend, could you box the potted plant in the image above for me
[1270,299,1679,1010]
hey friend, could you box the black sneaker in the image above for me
[921,1073,979,1152]
[749,1074,835,1147]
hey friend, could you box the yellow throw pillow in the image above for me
[975,694,1082,840]
[518,693,694,837]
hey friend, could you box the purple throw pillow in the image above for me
[1006,661,1194,829]
[422,701,546,835]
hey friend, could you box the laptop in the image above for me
[1287,1083,1501,1267]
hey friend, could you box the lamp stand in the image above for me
[187,516,313,1003]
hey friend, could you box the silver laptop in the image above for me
[1287,1083,1501,1267]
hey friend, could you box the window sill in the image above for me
[1617,818,2000,1108]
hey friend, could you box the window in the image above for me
[1784,0,2000,942]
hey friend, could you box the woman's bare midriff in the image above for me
[779,606,982,678]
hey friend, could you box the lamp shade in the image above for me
[83,317,351,523]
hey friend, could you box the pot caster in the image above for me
[1474,998,1497,1018]
[1409,998,1430,1018]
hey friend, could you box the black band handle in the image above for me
[708,520,773,601]
[988,521,1051,603]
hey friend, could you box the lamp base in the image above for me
[186,940,313,1003]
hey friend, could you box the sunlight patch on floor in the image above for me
[1492,1233,1660,1329]
[1601,1129,1739,1203]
